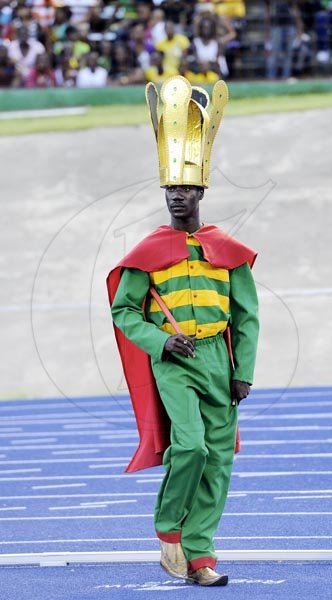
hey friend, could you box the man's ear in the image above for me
[199,188,204,200]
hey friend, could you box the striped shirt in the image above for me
[147,235,230,339]
[111,231,259,383]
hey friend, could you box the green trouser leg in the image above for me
[151,334,237,570]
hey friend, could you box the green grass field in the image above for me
[0,92,331,136]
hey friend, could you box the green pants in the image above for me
[151,334,237,572]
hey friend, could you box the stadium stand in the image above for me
[0,0,331,87]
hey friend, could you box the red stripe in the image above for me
[156,530,182,543]
[188,556,217,573]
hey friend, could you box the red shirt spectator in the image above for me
[25,52,56,87]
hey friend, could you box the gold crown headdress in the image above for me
[145,75,228,188]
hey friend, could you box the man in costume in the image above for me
[107,75,259,587]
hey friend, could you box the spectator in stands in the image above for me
[63,0,99,26]
[149,8,166,45]
[8,24,45,81]
[136,1,153,29]
[314,0,332,64]
[109,40,144,84]
[211,0,246,19]
[179,54,220,84]
[31,0,55,32]
[128,22,153,70]
[155,19,190,75]
[25,50,55,86]
[54,25,90,60]
[98,39,113,71]
[265,1,303,79]
[0,44,20,87]
[193,13,235,78]
[76,50,108,87]
[54,47,78,87]
[0,2,14,42]
[144,49,171,82]
[159,0,193,30]
[51,6,72,43]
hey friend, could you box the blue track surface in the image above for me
[2,562,331,600]
[0,387,331,598]
[0,386,331,555]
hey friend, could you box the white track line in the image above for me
[0,507,26,512]
[48,500,137,510]
[0,443,137,451]
[0,535,331,546]
[0,549,331,565]
[0,457,131,465]
[243,439,332,446]
[239,413,332,421]
[137,470,332,483]
[51,449,100,455]
[0,511,330,522]
[0,429,23,433]
[235,401,332,410]
[0,415,134,424]
[88,464,128,469]
[0,489,330,500]
[240,426,332,431]
[236,453,332,459]
[2,470,329,483]
[32,484,87,490]
[234,471,332,478]
[0,468,41,474]
[274,495,332,500]
[11,438,58,444]
[4,431,135,440]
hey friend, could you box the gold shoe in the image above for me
[187,566,228,586]
[160,540,187,578]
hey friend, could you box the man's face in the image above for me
[165,185,204,219]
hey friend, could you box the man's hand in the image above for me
[231,380,251,407]
[164,334,196,358]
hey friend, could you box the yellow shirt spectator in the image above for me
[155,21,190,73]
[212,0,246,18]
[183,69,219,84]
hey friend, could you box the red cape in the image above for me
[107,224,257,472]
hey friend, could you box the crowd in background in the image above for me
[0,0,332,88]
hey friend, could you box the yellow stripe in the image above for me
[161,319,196,336]
[150,289,229,313]
[188,260,229,282]
[150,260,188,285]
[195,321,228,338]
[150,259,229,285]
[150,289,191,312]
[186,236,201,246]
[193,290,229,312]
[160,320,228,338]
